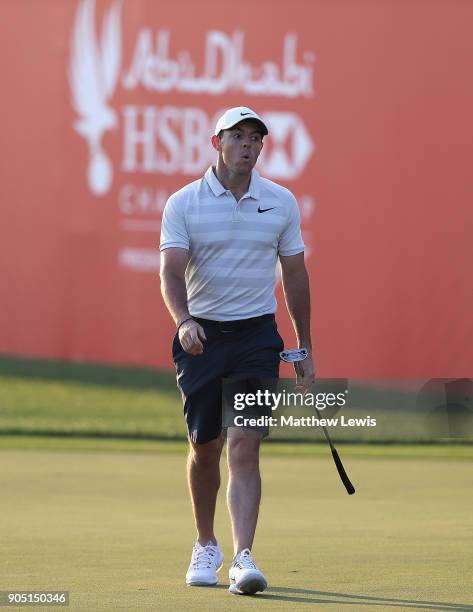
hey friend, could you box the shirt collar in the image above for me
[204,166,261,200]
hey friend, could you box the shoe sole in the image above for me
[187,580,218,587]
[230,572,267,595]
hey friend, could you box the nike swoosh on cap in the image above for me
[258,206,275,213]
[240,112,253,116]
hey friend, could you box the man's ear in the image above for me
[211,135,221,152]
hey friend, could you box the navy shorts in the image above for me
[172,314,284,444]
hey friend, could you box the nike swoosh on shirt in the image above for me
[258,206,275,213]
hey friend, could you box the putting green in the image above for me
[0,447,472,611]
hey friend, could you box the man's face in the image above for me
[212,120,264,172]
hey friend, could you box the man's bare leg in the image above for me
[226,436,262,555]
[187,435,224,545]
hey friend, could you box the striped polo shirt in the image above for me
[159,166,305,321]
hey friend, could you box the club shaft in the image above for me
[314,406,355,495]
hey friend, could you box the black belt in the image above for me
[192,314,274,332]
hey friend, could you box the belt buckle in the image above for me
[219,321,235,333]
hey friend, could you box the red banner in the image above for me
[1,0,472,377]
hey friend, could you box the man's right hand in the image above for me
[178,319,207,355]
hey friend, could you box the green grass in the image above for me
[0,355,185,439]
[1,355,473,448]
[0,355,178,392]
[1,356,472,609]
[0,448,472,610]
[1,436,473,460]
[0,375,185,438]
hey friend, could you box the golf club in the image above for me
[280,349,355,495]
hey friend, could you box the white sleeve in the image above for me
[278,191,305,256]
[159,193,190,251]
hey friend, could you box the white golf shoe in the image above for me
[228,548,267,595]
[185,541,224,586]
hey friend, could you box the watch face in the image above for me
[280,349,308,363]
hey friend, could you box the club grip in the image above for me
[331,448,355,495]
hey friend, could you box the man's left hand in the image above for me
[294,353,316,394]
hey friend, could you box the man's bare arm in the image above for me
[160,247,191,325]
[279,252,312,348]
[279,252,315,389]
[160,248,206,355]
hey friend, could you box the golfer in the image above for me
[160,106,314,595]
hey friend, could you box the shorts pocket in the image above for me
[273,322,284,351]
[172,332,183,361]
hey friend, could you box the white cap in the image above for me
[214,106,268,136]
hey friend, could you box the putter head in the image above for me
[279,348,308,363]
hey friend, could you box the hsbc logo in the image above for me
[120,106,314,183]
[69,0,316,196]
